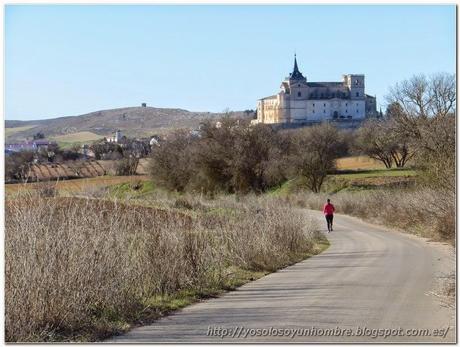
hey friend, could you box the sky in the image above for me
[5,5,456,120]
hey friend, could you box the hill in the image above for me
[5,106,255,143]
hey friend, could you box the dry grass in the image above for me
[50,131,103,143]
[276,188,455,242]
[5,175,150,197]
[5,125,38,137]
[5,192,324,342]
[335,156,385,170]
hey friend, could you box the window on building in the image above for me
[346,103,348,106]
[323,110,326,113]
[356,92,359,97]
[313,103,315,107]
[298,92,301,97]
[323,103,326,107]
[346,110,348,113]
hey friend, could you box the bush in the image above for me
[90,142,123,160]
[115,157,139,176]
[150,119,348,194]
[150,129,197,192]
[150,120,286,194]
[190,120,286,194]
[5,151,35,182]
[60,150,81,161]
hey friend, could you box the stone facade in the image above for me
[255,56,377,124]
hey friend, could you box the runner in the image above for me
[323,198,335,232]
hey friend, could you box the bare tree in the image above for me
[150,129,198,192]
[386,73,456,138]
[386,73,456,190]
[413,114,455,191]
[429,73,456,117]
[354,120,396,168]
[386,118,416,168]
[390,140,413,168]
[387,75,432,118]
[289,124,341,193]
[230,123,282,193]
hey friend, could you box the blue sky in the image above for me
[5,5,456,120]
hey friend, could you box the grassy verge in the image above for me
[35,267,272,342]
[86,240,330,343]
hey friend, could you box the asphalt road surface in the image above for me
[109,210,455,343]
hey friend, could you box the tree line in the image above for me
[6,73,454,191]
[150,119,349,194]
[151,72,455,194]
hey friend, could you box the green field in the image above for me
[5,125,38,140]
[268,167,418,196]
[333,168,417,179]
[50,131,104,148]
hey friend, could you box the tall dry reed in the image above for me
[5,194,321,341]
[275,188,455,242]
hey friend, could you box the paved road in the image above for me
[109,211,455,343]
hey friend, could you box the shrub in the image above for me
[5,151,35,182]
[115,157,139,176]
[150,119,349,194]
[90,141,123,160]
[191,120,285,194]
[150,129,198,192]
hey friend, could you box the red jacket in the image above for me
[323,203,335,216]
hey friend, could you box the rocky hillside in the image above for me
[5,106,255,143]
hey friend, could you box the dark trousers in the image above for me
[325,214,334,231]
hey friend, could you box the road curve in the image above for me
[109,210,455,343]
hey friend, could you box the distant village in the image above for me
[6,129,160,159]
[5,128,164,183]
